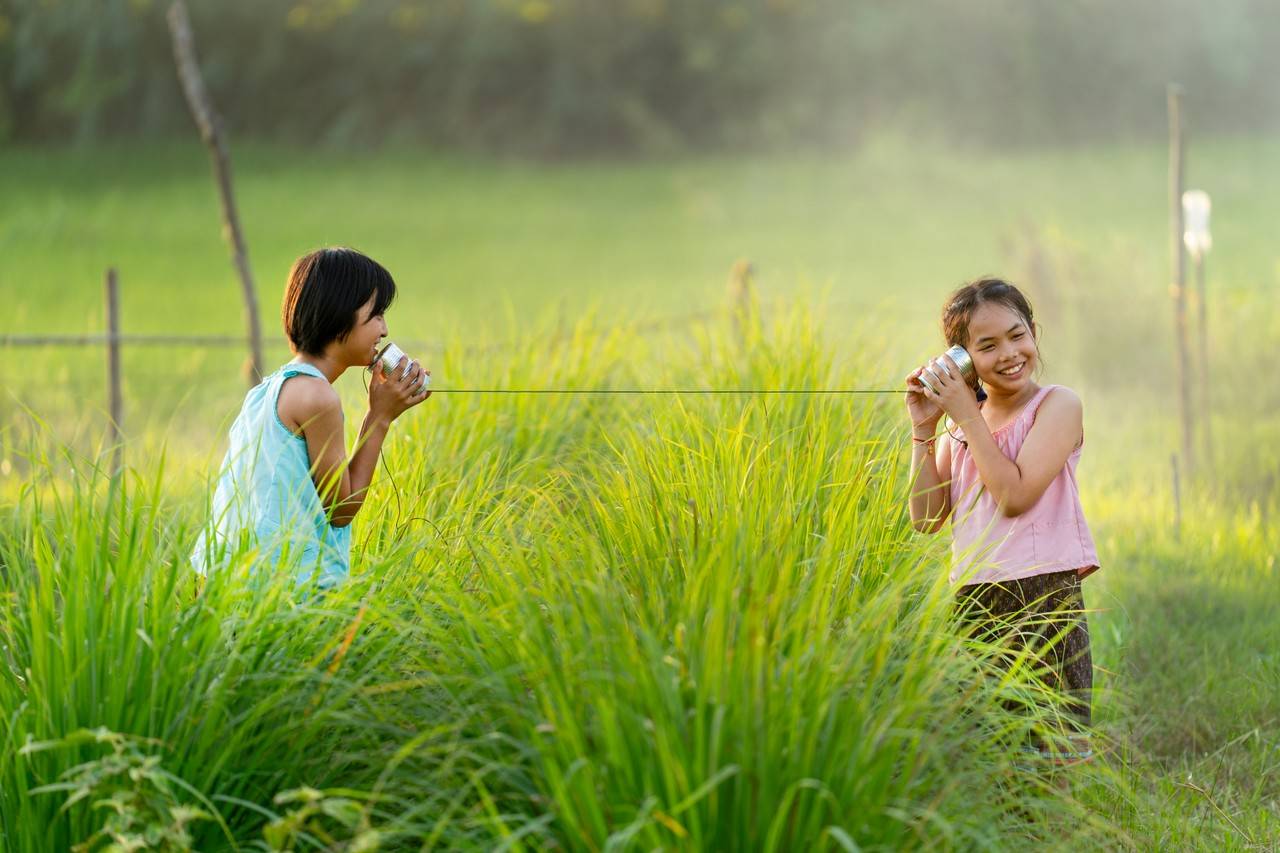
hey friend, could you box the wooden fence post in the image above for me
[105,268,123,475]
[1194,252,1212,469]
[1167,85,1195,474]
[168,0,263,387]
[727,259,755,348]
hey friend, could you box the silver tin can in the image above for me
[917,345,977,395]
[372,341,430,395]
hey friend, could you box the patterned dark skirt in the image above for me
[955,569,1094,766]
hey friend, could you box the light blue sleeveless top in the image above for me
[191,362,351,588]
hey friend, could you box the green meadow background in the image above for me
[1,134,1277,849]
[3,135,1279,489]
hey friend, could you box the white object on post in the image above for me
[1182,189,1212,260]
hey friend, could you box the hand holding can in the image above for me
[916,345,976,396]
[372,342,431,396]
[369,341,431,422]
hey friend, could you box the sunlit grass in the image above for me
[1,138,1278,848]
[0,307,1143,849]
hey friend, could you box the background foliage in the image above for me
[3,0,1280,153]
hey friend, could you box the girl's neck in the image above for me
[982,381,1041,416]
[290,351,346,384]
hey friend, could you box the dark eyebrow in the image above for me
[973,323,1023,345]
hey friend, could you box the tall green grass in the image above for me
[1,307,1122,849]
[1082,487,1280,849]
[3,138,1278,847]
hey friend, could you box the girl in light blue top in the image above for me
[192,247,431,588]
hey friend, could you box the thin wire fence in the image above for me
[0,266,892,473]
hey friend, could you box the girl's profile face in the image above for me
[343,294,388,367]
[964,301,1037,395]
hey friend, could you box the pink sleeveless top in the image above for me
[947,384,1099,585]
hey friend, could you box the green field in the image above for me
[1,137,1277,849]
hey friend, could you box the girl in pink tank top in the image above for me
[903,277,1097,768]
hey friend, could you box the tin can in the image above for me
[917,345,977,395]
[372,341,430,395]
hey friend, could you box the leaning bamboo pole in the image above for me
[167,0,263,387]
[1167,85,1194,474]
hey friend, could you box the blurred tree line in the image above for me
[1,0,1277,154]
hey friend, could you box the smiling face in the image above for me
[964,301,1038,395]
[336,294,388,368]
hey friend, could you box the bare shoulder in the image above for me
[1032,385,1084,443]
[277,374,341,434]
[1040,385,1083,418]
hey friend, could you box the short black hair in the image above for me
[281,247,397,356]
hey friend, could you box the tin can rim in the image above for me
[372,341,404,370]
[943,345,976,382]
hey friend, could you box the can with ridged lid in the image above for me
[371,342,430,395]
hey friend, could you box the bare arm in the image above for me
[287,358,430,528]
[909,429,953,533]
[300,396,391,528]
[951,388,1083,517]
[904,367,952,533]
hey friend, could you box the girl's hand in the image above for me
[904,367,943,434]
[369,356,431,423]
[917,354,980,426]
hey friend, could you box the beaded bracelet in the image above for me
[911,434,937,454]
